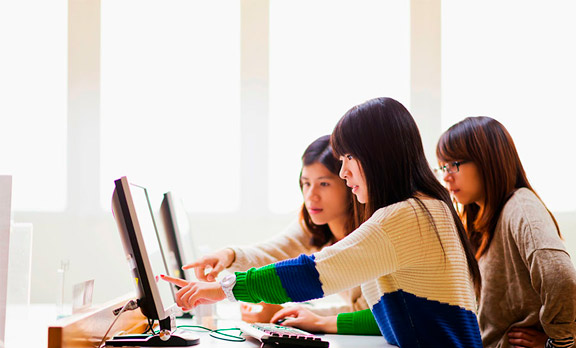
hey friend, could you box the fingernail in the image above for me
[160,274,165,278]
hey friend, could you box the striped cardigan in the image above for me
[231,197,482,348]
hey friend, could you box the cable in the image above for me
[96,299,139,348]
[176,325,246,343]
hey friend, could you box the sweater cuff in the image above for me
[546,337,574,348]
[231,271,256,303]
[337,309,381,335]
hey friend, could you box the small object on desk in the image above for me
[238,322,329,347]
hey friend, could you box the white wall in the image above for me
[3,0,575,305]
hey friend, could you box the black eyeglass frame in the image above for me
[436,160,469,174]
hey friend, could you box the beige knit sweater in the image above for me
[479,188,576,348]
[228,219,368,315]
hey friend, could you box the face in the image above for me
[338,154,368,204]
[300,162,349,226]
[440,160,485,207]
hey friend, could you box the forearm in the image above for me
[229,222,314,271]
[336,309,381,335]
[531,249,576,340]
[232,255,324,304]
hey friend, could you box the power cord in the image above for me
[96,299,140,348]
[167,325,246,342]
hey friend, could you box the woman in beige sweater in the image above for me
[185,135,367,321]
[436,116,576,348]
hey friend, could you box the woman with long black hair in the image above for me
[164,97,483,348]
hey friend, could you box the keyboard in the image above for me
[238,322,329,347]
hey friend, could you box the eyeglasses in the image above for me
[435,160,469,174]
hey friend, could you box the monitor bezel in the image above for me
[112,176,179,322]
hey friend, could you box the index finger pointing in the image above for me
[160,274,189,287]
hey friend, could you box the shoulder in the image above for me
[369,197,450,226]
[501,188,552,225]
[499,188,563,250]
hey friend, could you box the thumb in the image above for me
[206,263,226,282]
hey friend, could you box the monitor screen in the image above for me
[159,192,197,282]
[111,176,179,324]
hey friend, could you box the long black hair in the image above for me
[331,97,481,294]
[299,135,360,247]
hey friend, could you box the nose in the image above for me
[305,184,320,201]
[442,171,453,183]
[339,162,348,179]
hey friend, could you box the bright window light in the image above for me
[0,1,67,211]
[101,1,241,212]
[442,0,576,212]
[268,0,410,213]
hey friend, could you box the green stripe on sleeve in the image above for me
[232,264,292,304]
[337,309,382,335]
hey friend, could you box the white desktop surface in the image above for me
[180,302,397,348]
[177,318,395,348]
[4,304,58,348]
[2,303,397,348]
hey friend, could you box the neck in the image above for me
[328,216,349,242]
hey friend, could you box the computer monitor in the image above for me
[0,176,12,345]
[158,192,196,282]
[110,176,198,346]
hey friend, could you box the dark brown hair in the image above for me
[436,116,560,259]
[331,97,481,294]
[299,135,360,247]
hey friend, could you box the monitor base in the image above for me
[106,333,200,347]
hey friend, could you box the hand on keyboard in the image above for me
[270,306,338,334]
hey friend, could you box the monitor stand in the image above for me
[105,316,200,347]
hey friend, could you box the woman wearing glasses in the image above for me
[436,116,576,348]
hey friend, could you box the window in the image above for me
[0,1,67,211]
[100,1,241,212]
[442,1,576,212]
[268,0,410,213]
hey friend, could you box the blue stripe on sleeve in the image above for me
[274,254,324,302]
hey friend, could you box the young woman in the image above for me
[436,116,576,348]
[163,97,483,347]
[185,135,368,322]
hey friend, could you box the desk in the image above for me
[176,318,396,348]
[3,302,397,348]
[4,304,56,348]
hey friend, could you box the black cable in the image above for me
[97,299,139,348]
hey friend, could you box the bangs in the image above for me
[436,125,472,163]
[330,106,359,158]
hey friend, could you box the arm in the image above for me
[337,309,381,335]
[528,249,576,347]
[228,220,317,272]
[183,220,315,281]
[510,192,576,346]
[307,287,368,316]
[231,211,400,304]
[165,204,414,310]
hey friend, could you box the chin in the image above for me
[310,217,327,226]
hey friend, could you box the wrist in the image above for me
[318,315,338,334]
